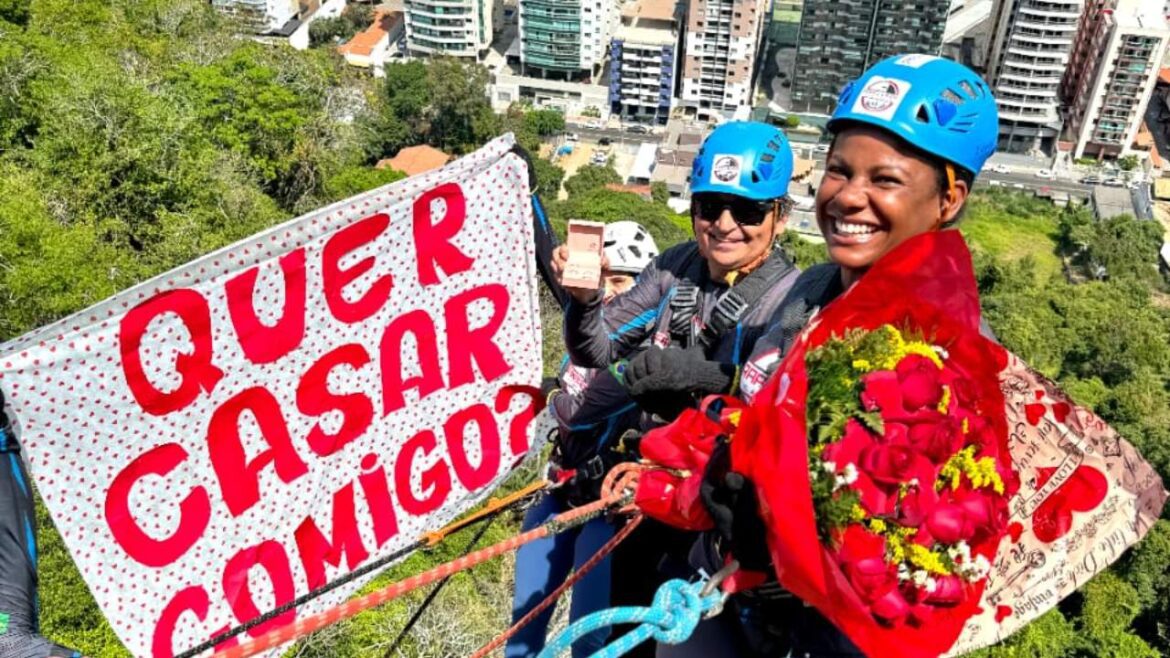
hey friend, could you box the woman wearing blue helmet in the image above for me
[551,122,800,656]
[674,55,1001,658]
[551,121,801,419]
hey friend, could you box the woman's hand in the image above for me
[550,244,608,304]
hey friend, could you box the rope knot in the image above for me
[645,579,722,645]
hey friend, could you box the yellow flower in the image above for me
[937,385,952,413]
[906,544,953,575]
[851,504,868,522]
[937,446,1005,494]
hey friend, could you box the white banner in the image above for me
[0,135,543,657]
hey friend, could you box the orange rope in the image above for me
[468,514,645,658]
[212,465,645,658]
[422,479,548,546]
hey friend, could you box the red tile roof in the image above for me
[376,145,451,177]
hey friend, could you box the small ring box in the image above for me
[563,220,606,289]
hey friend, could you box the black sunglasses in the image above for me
[691,194,775,227]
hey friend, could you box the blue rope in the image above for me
[537,578,724,658]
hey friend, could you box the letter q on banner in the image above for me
[0,135,544,657]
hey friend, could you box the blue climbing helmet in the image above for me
[828,54,999,176]
[691,121,795,201]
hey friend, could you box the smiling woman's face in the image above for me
[816,125,967,287]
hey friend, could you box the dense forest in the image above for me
[1,2,1167,657]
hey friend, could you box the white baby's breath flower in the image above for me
[822,460,837,474]
[841,463,859,486]
[925,577,939,593]
[898,564,911,581]
[912,570,931,587]
[933,345,950,360]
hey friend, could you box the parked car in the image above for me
[626,124,650,134]
[989,163,1011,174]
[1081,176,1102,185]
[813,144,830,153]
[599,137,612,147]
[565,132,580,142]
[1035,168,1054,179]
[1102,178,1125,187]
[586,120,604,130]
[591,152,609,165]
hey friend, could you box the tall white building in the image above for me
[1063,0,1169,158]
[609,0,680,125]
[679,0,767,121]
[211,0,299,32]
[518,0,618,80]
[986,0,1082,154]
[405,0,494,58]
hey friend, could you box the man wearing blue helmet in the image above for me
[670,55,1001,658]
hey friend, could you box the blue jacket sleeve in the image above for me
[563,258,667,368]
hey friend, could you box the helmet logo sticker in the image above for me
[851,76,912,121]
[711,154,743,185]
[895,54,939,69]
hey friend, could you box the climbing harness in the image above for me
[538,560,741,658]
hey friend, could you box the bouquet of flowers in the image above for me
[636,231,1167,657]
[799,321,1018,629]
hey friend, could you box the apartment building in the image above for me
[405,0,494,58]
[211,0,300,32]
[1062,0,1169,159]
[518,0,617,80]
[985,0,1081,154]
[609,0,680,124]
[789,0,952,112]
[678,0,767,121]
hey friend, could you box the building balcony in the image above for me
[524,52,582,69]
[1003,56,1067,72]
[411,27,474,42]
[409,39,476,55]
[998,104,1059,125]
[523,0,580,9]
[998,70,1062,85]
[1014,18,1077,32]
[525,28,581,42]
[1017,6,1079,21]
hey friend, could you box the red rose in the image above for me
[896,354,944,411]
[908,415,965,463]
[898,483,940,527]
[871,587,911,626]
[924,575,964,606]
[925,503,976,544]
[822,419,874,468]
[908,601,935,627]
[861,370,902,413]
[860,443,919,488]
[846,556,897,604]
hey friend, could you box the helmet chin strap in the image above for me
[938,163,958,229]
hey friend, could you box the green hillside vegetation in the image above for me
[1,2,1167,656]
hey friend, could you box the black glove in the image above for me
[699,439,772,571]
[624,347,737,398]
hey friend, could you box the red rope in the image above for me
[468,514,645,658]
[211,470,641,658]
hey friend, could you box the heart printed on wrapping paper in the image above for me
[1031,465,1108,543]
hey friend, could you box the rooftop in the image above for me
[377,145,451,176]
[1092,185,1137,219]
[338,9,401,58]
[615,23,676,45]
[620,0,677,22]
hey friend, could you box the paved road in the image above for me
[980,172,1093,198]
[563,124,662,145]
